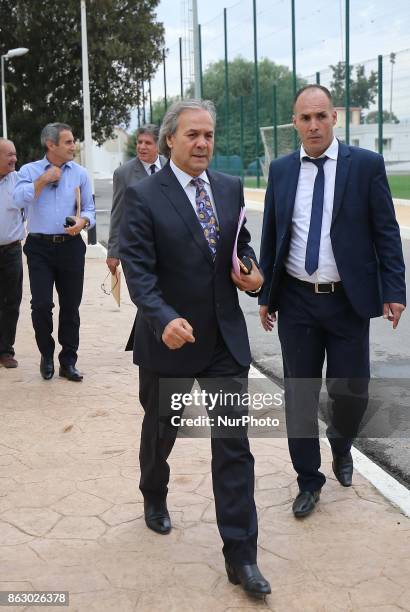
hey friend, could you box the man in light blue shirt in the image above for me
[13,123,95,382]
[0,138,25,368]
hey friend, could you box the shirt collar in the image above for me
[0,170,17,184]
[42,156,73,170]
[300,136,338,162]
[140,156,161,173]
[170,159,209,190]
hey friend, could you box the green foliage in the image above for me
[152,58,305,167]
[126,131,137,159]
[330,62,378,109]
[365,110,400,124]
[0,0,164,164]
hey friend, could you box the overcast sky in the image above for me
[131,0,410,127]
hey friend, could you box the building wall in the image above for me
[78,127,129,179]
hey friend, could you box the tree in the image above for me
[0,0,164,164]
[152,58,306,168]
[330,62,378,110]
[365,110,399,124]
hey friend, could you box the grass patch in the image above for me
[388,175,410,200]
[244,176,267,189]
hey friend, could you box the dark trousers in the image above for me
[138,334,258,564]
[0,242,23,357]
[277,276,370,492]
[23,235,86,366]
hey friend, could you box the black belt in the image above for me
[285,273,343,294]
[0,240,21,251]
[29,233,77,243]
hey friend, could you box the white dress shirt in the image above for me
[0,171,25,245]
[285,136,340,282]
[170,159,218,221]
[141,156,162,175]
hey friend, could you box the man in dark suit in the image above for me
[120,99,271,596]
[106,124,166,275]
[259,85,406,519]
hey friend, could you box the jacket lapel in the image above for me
[134,158,147,180]
[206,170,231,237]
[331,141,351,227]
[159,164,214,266]
[283,151,301,231]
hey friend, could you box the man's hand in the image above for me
[106,257,120,275]
[34,165,62,197]
[259,305,277,331]
[42,165,62,185]
[383,302,405,329]
[162,318,195,349]
[231,259,264,292]
[64,217,88,236]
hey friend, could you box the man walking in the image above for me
[0,138,24,368]
[106,124,166,275]
[120,100,270,596]
[14,123,95,382]
[259,85,406,518]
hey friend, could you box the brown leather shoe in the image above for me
[0,354,18,368]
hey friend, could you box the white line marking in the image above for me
[250,364,410,517]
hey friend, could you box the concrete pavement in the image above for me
[0,255,409,611]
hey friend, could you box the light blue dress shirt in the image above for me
[0,171,25,245]
[13,158,96,234]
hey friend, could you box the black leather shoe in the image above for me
[292,489,321,518]
[332,450,353,487]
[40,356,54,380]
[144,499,171,534]
[59,364,83,382]
[225,562,271,597]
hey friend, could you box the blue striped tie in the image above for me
[304,156,327,275]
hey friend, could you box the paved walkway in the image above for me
[0,256,409,611]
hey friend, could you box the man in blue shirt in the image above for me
[0,138,25,368]
[13,123,95,381]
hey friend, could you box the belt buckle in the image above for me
[314,282,334,294]
[52,235,65,243]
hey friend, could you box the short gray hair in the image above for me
[136,124,159,142]
[158,99,216,157]
[41,123,72,150]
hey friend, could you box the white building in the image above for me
[78,127,129,179]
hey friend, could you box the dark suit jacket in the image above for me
[119,163,258,375]
[107,155,166,258]
[259,142,406,319]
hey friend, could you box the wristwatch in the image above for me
[82,216,90,229]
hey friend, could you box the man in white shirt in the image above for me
[0,138,25,368]
[259,85,406,519]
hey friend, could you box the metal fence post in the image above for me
[378,54,383,155]
[345,0,350,144]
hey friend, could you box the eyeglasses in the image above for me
[100,271,119,295]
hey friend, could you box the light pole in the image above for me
[80,0,97,244]
[80,0,94,192]
[1,47,29,138]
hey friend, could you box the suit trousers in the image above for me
[23,235,86,366]
[138,333,258,564]
[277,275,370,492]
[0,242,23,357]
